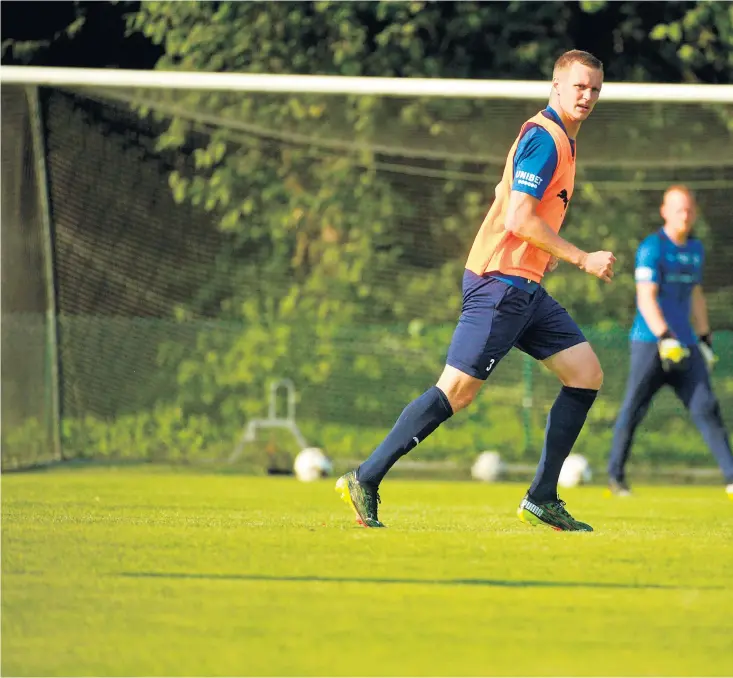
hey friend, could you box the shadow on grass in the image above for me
[118,572,719,590]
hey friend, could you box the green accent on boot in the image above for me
[335,471,385,528]
[518,495,593,532]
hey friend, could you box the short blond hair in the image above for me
[663,184,695,203]
[553,50,604,78]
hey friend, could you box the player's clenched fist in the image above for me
[580,251,616,283]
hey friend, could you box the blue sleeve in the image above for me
[512,126,558,200]
[635,237,661,283]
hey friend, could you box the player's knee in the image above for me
[436,365,482,413]
[570,359,603,390]
[586,364,604,391]
[547,343,603,391]
[441,387,476,413]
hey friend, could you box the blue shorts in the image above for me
[446,270,587,380]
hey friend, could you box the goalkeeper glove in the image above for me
[657,330,690,373]
[698,333,718,372]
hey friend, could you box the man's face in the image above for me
[661,190,697,237]
[553,62,603,122]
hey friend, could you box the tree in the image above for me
[119,1,733,427]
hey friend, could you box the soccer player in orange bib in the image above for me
[336,50,615,531]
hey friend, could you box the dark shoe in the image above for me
[335,471,385,528]
[517,494,593,532]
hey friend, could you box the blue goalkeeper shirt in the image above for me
[630,229,704,346]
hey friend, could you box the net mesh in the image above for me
[4,83,733,474]
[1,86,58,469]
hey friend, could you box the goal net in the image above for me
[2,86,61,468]
[2,69,732,476]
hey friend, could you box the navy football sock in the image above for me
[529,386,598,503]
[357,386,453,486]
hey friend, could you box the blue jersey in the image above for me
[629,229,704,346]
[512,106,575,200]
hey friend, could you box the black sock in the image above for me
[529,386,598,503]
[357,386,453,486]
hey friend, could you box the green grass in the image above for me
[2,468,732,677]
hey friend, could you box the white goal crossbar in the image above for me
[2,66,733,103]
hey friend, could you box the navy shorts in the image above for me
[446,270,587,380]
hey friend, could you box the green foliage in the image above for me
[52,317,733,475]
[1,10,86,64]
[125,0,733,338]
[1,418,51,469]
[60,406,228,463]
[650,1,733,85]
[15,2,726,473]
[47,0,733,471]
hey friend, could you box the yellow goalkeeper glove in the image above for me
[658,331,690,373]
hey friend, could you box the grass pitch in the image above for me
[2,467,732,676]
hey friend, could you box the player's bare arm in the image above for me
[690,284,711,336]
[504,190,615,282]
[636,281,669,337]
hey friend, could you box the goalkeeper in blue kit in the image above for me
[607,186,733,498]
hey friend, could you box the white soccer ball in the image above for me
[293,447,333,482]
[471,451,504,482]
[558,453,592,488]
